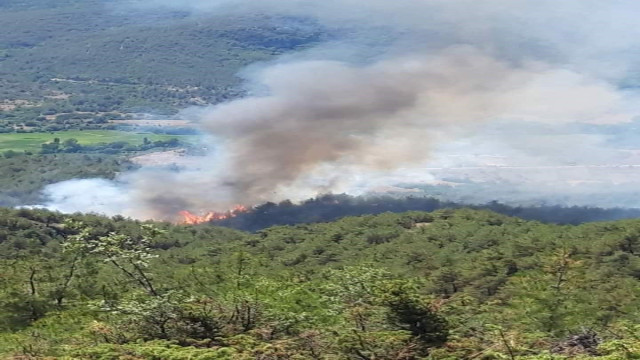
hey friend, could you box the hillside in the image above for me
[0,0,326,131]
[212,193,640,231]
[1,207,640,359]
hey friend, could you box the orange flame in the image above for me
[179,205,248,225]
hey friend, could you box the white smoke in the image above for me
[40,179,134,216]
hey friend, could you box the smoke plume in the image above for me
[42,0,640,219]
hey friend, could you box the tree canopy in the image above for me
[1,207,640,358]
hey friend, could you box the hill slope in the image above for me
[0,0,325,130]
[1,207,640,358]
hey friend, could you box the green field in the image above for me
[0,130,197,152]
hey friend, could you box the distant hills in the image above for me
[0,0,326,130]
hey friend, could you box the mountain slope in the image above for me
[1,207,640,358]
[0,0,325,123]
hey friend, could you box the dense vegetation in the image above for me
[2,207,640,359]
[214,194,640,231]
[0,0,325,132]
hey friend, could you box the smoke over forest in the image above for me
[42,0,640,219]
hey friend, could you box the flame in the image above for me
[179,205,248,225]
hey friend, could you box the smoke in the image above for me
[40,179,135,216]
[41,0,640,219]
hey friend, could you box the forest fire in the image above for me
[179,205,249,225]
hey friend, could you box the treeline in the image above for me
[1,108,146,133]
[0,106,133,133]
[2,207,640,358]
[214,193,640,231]
[38,137,182,154]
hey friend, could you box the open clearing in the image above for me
[0,130,198,152]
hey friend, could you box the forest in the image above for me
[212,194,640,231]
[0,0,326,133]
[1,206,640,359]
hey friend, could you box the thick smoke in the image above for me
[43,0,640,219]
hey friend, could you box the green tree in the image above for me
[64,223,162,296]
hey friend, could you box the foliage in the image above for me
[0,1,325,132]
[2,207,640,358]
[216,193,640,231]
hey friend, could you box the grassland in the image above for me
[0,130,197,152]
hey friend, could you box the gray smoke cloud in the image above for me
[42,0,640,219]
